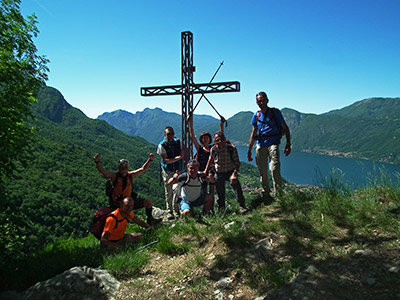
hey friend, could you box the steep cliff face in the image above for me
[281,108,303,131]
[33,86,87,127]
[33,86,71,123]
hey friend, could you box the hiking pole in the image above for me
[192,61,224,113]
[135,238,160,253]
[190,62,227,126]
[203,93,227,126]
[189,89,228,127]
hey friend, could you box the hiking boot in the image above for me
[147,216,162,226]
[239,205,249,215]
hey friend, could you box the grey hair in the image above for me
[187,159,200,169]
[118,159,129,168]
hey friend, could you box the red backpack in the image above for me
[91,207,126,240]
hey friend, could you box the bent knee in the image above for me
[144,198,152,207]
[127,233,142,243]
[181,209,191,217]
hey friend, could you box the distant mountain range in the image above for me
[98,97,400,164]
[97,108,219,146]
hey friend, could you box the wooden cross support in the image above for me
[140,31,240,160]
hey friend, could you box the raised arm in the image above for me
[187,114,200,151]
[93,153,116,179]
[131,153,154,178]
[220,116,226,134]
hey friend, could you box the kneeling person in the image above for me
[168,160,214,217]
[101,197,151,252]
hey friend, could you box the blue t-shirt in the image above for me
[251,108,285,147]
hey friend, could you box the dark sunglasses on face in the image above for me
[215,138,223,142]
[166,132,174,136]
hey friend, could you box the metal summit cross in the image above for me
[140,31,240,159]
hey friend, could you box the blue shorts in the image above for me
[180,193,206,212]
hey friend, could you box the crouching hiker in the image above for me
[168,160,215,217]
[101,197,151,253]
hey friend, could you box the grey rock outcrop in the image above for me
[0,266,119,300]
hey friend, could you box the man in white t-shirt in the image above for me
[168,160,214,217]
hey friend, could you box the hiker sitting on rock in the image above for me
[167,160,215,217]
[93,152,161,225]
[101,197,150,252]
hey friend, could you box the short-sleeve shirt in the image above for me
[251,108,286,148]
[103,209,134,241]
[177,172,203,202]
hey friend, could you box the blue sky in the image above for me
[21,0,400,120]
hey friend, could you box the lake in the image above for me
[236,145,400,189]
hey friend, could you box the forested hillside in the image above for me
[100,98,399,164]
[4,86,165,248]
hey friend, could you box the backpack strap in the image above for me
[182,172,204,187]
[107,214,119,229]
[256,108,277,124]
[255,108,283,138]
[182,173,191,186]
[107,213,128,229]
[270,108,285,137]
[255,109,261,123]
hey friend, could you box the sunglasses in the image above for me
[215,138,224,142]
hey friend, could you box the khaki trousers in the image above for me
[255,144,282,195]
[161,168,181,215]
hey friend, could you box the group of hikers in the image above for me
[93,91,291,252]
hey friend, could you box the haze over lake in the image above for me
[236,146,400,189]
